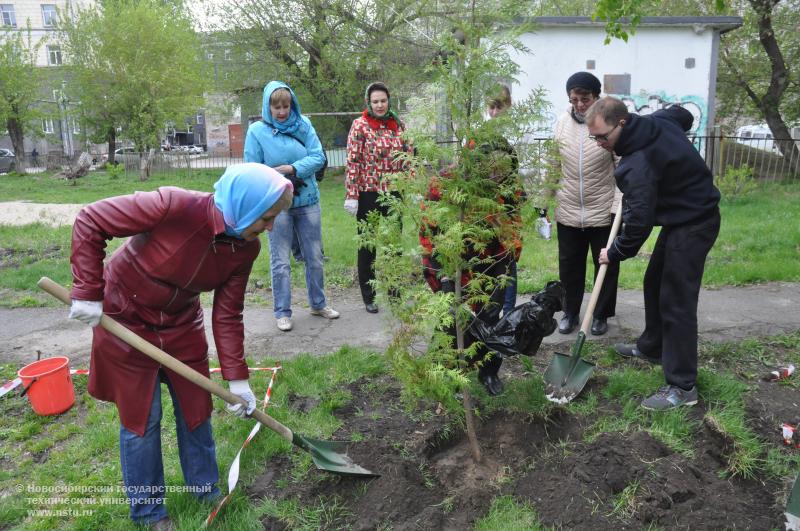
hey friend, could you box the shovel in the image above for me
[544,200,623,404]
[787,474,800,530]
[38,277,379,478]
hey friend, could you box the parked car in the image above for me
[189,145,204,154]
[0,148,15,173]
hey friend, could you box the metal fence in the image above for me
[692,134,800,181]
[16,134,800,181]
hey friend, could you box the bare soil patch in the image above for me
[249,347,793,529]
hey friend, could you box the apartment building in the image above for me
[1,0,95,157]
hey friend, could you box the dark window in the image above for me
[685,58,696,69]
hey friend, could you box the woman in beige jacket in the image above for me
[552,72,620,336]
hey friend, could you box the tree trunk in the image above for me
[455,207,481,463]
[107,127,117,165]
[139,147,155,181]
[7,116,26,173]
[748,0,800,170]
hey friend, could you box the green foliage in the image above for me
[716,165,757,201]
[368,5,552,422]
[0,23,44,169]
[104,162,124,180]
[206,0,441,135]
[58,0,208,152]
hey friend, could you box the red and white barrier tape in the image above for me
[0,378,22,398]
[204,363,280,527]
[3,362,284,526]
[2,366,280,399]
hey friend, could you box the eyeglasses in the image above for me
[589,122,620,142]
[568,96,595,106]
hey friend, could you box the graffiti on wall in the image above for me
[615,92,707,135]
[536,92,706,138]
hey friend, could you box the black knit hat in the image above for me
[565,72,601,96]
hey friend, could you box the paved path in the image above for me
[2,283,798,368]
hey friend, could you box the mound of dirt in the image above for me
[248,369,789,529]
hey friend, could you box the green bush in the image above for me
[105,163,124,180]
[716,165,757,201]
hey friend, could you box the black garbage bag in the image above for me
[469,280,565,357]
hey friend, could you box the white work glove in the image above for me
[226,379,256,418]
[69,299,104,327]
[535,216,552,240]
[344,198,358,217]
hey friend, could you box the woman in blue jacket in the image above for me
[245,81,339,331]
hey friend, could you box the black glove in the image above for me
[538,208,548,218]
[288,175,306,196]
[440,279,456,294]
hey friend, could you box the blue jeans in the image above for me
[119,376,220,525]
[268,202,327,318]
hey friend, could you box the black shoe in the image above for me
[614,343,661,365]
[591,317,608,336]
[365,303,379,314]
[558,313,578,334]
[478,373,504,396]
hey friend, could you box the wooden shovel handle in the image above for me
[37,277,293,442]
[579,200,624,336]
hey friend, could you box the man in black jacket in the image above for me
[588,97,721,411]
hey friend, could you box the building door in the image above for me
[229,124,243,158]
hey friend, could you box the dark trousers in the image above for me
[636,209,721,390]
[502,259,518,315]
[356,191,398,305]
[445,257,509,378]
[557,222,620,319]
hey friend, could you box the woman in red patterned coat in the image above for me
[67,163,293,528]
[419,137,524,396]
[344,81,413,313]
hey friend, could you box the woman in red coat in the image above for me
[68,163,293,528]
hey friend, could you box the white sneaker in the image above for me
[276,317,292,331]
[310,306,340,319]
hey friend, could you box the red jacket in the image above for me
[70,187,259,435]
[345,113,413,200]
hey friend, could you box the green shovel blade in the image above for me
[543,331,595,404]
[293,434,380,477]
[787,474,800,529]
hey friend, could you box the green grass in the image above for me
[2,333,800,528]
[582,335,800,479]
[0,347,385,530]
[474,495,547,530]
[1,172,799,307]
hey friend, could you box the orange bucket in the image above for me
[18,356,75,415]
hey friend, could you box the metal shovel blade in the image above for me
[544,332,595,404]
[787,474,800,530]
[293,434,380,477]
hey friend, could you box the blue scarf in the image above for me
[213,163,291,238]
[261,81,303,136]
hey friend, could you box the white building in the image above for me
[509,17,742,136]
[1,0,94,67]
[1,0,95,157]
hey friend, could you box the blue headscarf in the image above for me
[213,163,292,238]
[261,80,303,135]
